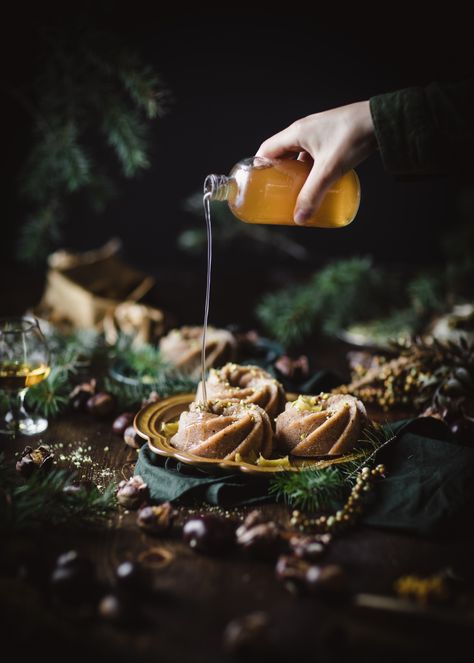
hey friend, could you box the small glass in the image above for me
[0,317,51,435]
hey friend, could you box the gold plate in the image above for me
[134,394,361,475]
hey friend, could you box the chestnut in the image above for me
[86,392,116,418]
[182,515,235,555]
[16,444,54,477]
[63,479,97,497]
[223,611,271,655]
[305,564,347,595]
[115,560,150,595]
[112,412,135,436]
[69,379,96,412]
[450,417,474,445]
[275,354,310,381]
[50,550,97,604]
[116,476,149,510]
[98,594,128,623]
[137,502,176,535]
[275,555,310,594]
[236,521,284,559]
[123,425,143,449]
[289,534,326,561]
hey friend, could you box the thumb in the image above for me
[294,163,334,225]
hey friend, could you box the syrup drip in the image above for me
[200,190,213,408]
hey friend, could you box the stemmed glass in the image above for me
[0,317,50,435]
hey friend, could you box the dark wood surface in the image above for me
[1,266,473,663]
[1,410,473,663]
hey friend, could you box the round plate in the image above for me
[134,394,362,475]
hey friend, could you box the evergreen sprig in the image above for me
[25,331,89,418]
[105,371,198,410]
[269,424,392,511]
[16,27,168,262]
[269,465,346,511]
[21,329,198,418]
[256,257,455,348]
[0,453,116,532]
[257,257,390,347]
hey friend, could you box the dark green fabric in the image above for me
[135,448,272,507]
[135,416,474,536]
[370,78,474,177]
[364,431,474,536]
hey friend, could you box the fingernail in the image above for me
[294,208,311,225]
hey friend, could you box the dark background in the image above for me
[2,4,473,323]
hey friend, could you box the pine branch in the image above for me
[256,285,318,347]
[269,466,346,511]
[105,370,198,409]
[118,59,168,119]
[25,331,87,418]
[0,454,116,532]
[102,102,150,177]
[21,119,91,201]
[256,257,436,347]
[17,203,63,264]
[257,257,387,346]
[26,367,71,418]
[269,424,391,511]
[16,26,167,262]
[114,338,166,377]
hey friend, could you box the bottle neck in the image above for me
[203,174,231,201]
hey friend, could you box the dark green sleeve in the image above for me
[369,78,474,177]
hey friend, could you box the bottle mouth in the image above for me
[203,174,229,201]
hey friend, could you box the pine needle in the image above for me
[0,454,116,532]
[17,26,167,262]
[269,424,392,512]
[269,466,347,512]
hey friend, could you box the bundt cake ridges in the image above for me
[196,362,286,420]
[159,326,236,376]
[275,393,368,457]
[170,399,273,461]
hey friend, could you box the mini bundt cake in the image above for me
[170,400,273,460]
[159,326,236,376]
[196,363,286,420]
[275,393,368,456]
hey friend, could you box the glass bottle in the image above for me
[204,156,360,228]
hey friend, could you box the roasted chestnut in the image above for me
[50,550,97,604]
[182,515,235,555]
[289,534,326,561]
[137,502,176,535]
[223,611,271,655]
[16,444,54,477]
[112,412,135,436]
[236,521,284,559]
[115,560,150,595]
[305,564,347,595]
[69,379,96,412]
[116,476,149,510]
[450,417,474,445]
[123,425,143,449]
[86,392,116,417]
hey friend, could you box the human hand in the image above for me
[256,101,377,225]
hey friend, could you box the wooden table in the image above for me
[0,265,473,662]
[1,410,473,663]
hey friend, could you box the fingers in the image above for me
[297,151,313,163]
[256,123,302,159]
[294,163,334,225]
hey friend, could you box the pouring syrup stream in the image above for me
[200,191,213,408]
